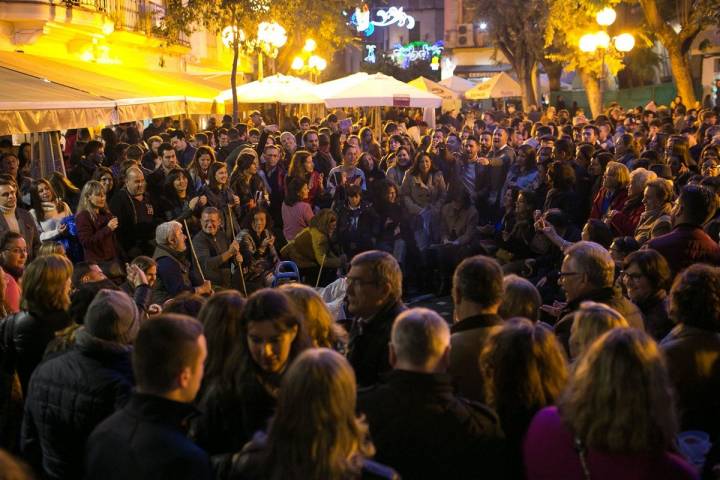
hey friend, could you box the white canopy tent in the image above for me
[439,75,475,95]
[319,73,442,108]
[317,72,442,141]
[464,72,522,100]
[217,74,324,104]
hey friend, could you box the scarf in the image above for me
[42,201,58,213]
[0,204,14,215]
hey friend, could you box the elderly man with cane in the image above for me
[151,220,212,304]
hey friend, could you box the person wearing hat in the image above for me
[20,289,140,480]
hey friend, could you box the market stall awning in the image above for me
[464,72,522,100]
[0,66,117,136]
[319,72,441,108]
[217,74,324,104]
[0,51,221,126]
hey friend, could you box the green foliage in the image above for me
[159,0,353,71]
[545,0,627,78]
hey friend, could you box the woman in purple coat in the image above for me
[524,328,697,480]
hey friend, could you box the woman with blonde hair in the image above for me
[569,301,629,359]
[218,349,396,480]
[481,318,568,479]
[75,180,120,270]
[279,283,348,351]
[590,161,630,220]
[2,254,73,395]
[524,328,696,479]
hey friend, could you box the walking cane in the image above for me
[183,219,206,283]
[315,253,327,289]
[228,205,248,297]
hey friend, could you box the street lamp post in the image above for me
[291,38,327,82]
[256,21,287,80]
[578,7,634,113]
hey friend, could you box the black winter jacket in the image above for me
[347,300,407,387]
[21,330,133,480]
[85,393,211,480]
[358,370,506,480]
[2,306,72,395]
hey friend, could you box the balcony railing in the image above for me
[1,0,189,44]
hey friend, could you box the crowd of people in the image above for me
[0,96,720,479]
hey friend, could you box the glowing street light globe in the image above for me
[614,33,635,52]
[257,22,287,48]
[221,26,246,48]
[308,55,327,71]
[594,31,610,49]
[303,39,317,52]
[596,7,616,26]
[291,56,305,70]
[579,33,598,53]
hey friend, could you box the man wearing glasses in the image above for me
[549,241,644,353]
[346,250,406,387]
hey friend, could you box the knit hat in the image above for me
[83,289,140,345]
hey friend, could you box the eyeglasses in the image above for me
[6,247,27,255]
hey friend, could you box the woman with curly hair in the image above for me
[524,328,695,479]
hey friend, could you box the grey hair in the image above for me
[156,221,182,246]
[566,241,615,288]
[630,168,657,192]
[391,308,449,367]
[350,250,402,301]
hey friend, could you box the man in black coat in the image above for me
[358,308,506,479]
[449,256,505,403]
[109,166,160,260]
[85,314,211,480]
[346,251,406,387]
[21,290,139,480]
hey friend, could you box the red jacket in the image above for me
[647,224,720,275]
[76,209,119,262]
[590,187,628,220]
[609,196,645,236]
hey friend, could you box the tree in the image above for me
[470,0,547,109]
[162,0,270,123]
[545,0,630,118]
[637,0,720,105]
[161,0,353,122]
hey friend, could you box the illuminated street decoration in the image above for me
[374,7,415,29]
[347,4,415,37]
[390,41,443,69]
[365,45,377,63]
